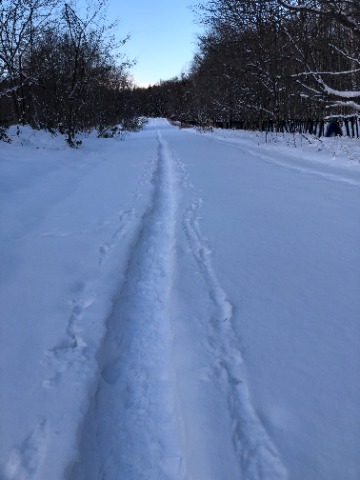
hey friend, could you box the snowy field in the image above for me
[0,119,359,480]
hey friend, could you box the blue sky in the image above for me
[106,0,202,86]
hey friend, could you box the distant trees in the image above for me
[0,0,139,145]
[131,0,359,132]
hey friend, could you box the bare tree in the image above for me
[0,0,137,145]
[191,0,302,127]
[0,0,58,124]
[277,0,360,115]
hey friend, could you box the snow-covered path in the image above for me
[1,119,359,479]
[71,130,183,479]
[70,123,287,480]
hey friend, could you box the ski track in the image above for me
[68,125,288,479]
[208,135,360,187]
[183,200,288,479]
[70,131,184,480]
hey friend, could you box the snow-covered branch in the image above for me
[320,81,360,99]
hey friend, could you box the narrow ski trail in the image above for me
[70,130,184,479]
[179,198,288,479]
[70,121,287,480]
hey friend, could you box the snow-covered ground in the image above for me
[1,120,359,480]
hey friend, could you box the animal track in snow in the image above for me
[183,198,233,324]
[98,209,135,265]
[2,420,47,480]
[183,196,288,479]
[43,290,95,387]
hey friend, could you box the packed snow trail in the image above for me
[70,130,183,479]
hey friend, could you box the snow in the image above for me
[0,120,359,479]
[322,86,360,98]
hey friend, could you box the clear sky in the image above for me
[106,0,201,87]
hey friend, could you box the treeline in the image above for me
[2,0,359,143]
[131,0,360,132]
[0,0,141,146]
